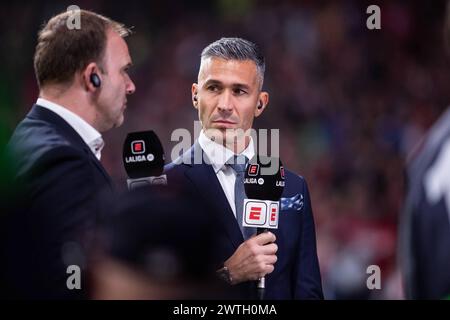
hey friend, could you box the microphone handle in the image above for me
[256,227,268,300]
[256,227,266,235]
[127,174,167,190]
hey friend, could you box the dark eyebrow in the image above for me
[203,79,250,91]
[232,83,250,91]
[203,79,222,87]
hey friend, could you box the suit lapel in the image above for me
[183,142,244,250]
[87,150,114,190]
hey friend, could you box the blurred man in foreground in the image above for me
[88,186,226,299]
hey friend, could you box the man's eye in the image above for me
[233,88,247,95]
[207,85,219,92]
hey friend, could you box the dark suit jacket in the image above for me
[400,107,450,299]
[2,104,114,299]
[164,142,323,299]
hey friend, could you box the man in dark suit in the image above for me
[399,9,450,300]
[2,9,135,299]
[400,107,450,299]
[165,38,323,299]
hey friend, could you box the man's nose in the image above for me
[217,91,233,112]
[126,78,136,95]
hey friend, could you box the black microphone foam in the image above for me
[244,155,285,201]
[123,130,165,179]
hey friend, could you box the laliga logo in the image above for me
[125,140,155,163]
[242,199,279,229]
[276,166,285,187]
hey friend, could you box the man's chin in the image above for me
[110,115,124,130]
[203,128,225,143]
[204,127,247,145]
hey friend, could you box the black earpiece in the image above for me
[193,95,198,102]
[90,73,101,88]
[257,102,263,109]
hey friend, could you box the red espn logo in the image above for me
[244,201,266,226]
[269,204,278,227]
[249,206,262,220]
[243,200,279,228]
[247,164,259,176]
[131,140,145,154]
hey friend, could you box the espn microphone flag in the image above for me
[242,199,280,229]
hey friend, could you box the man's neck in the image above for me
[224,136,250,154]
[204,129,250,154]
[40,87,97,130]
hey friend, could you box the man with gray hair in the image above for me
[165,37,323,299]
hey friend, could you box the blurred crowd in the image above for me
[2,0,450,299]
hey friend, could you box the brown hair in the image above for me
[33,9,132,88]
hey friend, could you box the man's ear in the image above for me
[192,83,199,109]
[254,91,269,117]
[82,62,101,92]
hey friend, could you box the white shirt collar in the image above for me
[36,98,104,160]
[198,129,255,173]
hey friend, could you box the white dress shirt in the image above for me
[198,130,255,217]
[37,98,104,160]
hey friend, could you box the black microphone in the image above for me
[243,155,285,300]
[122,130,167,189]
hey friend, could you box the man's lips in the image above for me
[213,120,236,124]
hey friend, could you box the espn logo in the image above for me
[269,203,279,227]
[245,202,266,226]
[247,164,260,176]
[131,140,145,154]
[243,199,279,229]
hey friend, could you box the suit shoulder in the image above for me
[284,168,307,185]
[20,145,89,180]
[9,119,89,177]
[9,117,74,156]
[282,168,310,197]
[164,161,190,179]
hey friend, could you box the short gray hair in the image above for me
[200,37,265,88]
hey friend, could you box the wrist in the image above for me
[216,265,233,285]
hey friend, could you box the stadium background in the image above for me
[1,0,450,299]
